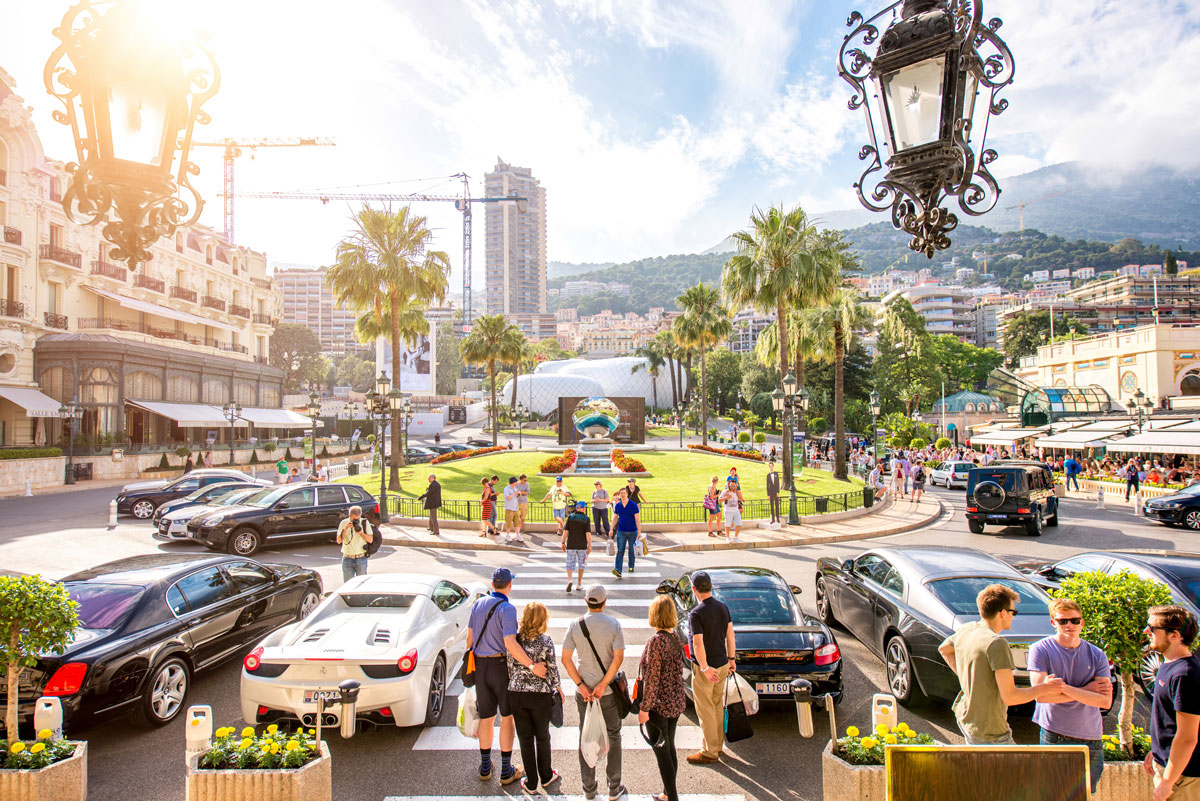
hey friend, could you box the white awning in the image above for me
[1035,429,1126,449]
[970,427,1049,446]
[87,287,239,333]
[1108,431,1200,455]
[239,407,313,429]
[127,400,249,428]
[0,386,64,418]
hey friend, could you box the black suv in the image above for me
[187,483,381,556]
[966,462,1060,536]
[117,469,270,519]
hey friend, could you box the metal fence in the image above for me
[386,488,871,523]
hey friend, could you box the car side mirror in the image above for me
[1037,565,1056,577]
[789,584,803,595]
[656,580,675,595]
[841,559,854,573]
[274,501,290,510]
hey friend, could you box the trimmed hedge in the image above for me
[0,447,63,460]
[430,445,507,465]
[687,443,765,462]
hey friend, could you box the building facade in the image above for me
[275,265,359,355]
[484,159,547,318]
[881,282,975,342]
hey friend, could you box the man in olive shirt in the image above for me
[937,584,1065,743]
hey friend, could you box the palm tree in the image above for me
[460,315,523,446]
[674,284,732,446]
[753,307,822,390]
[807,289,873,480]
[722,204,832,489]
[327,206,450,489]
[631,339,666,411]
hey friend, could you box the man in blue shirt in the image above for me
[1146,604,1200,801]
[1064,457,1082,491]
[467,567,547,785]
[611,487,641,578]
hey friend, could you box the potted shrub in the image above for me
[186,724,330,801]
[0,730,87,801]
[157,452,171,470]
[823,720,935,801]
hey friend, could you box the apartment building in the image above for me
[484,159,547,318]
[881,282,976,342]
[275,265,360,355]
[727,308,775,354]
[0,68,285,447]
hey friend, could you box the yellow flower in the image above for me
[1104,741,1116,750]
[240,738,253,749]
[285,741,299,752]
[846,726,860,737]
[241,726,255,738]
[861,737,877,749]
[36,729,53,740]
[884,734,898,745]
[30,743,45,754]
[270,743,280,754]
[9,742,25,754]
[267,724,279,734]
[308,728,316,735]
[875,723,888,735]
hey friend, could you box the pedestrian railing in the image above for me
[326,459,371,481]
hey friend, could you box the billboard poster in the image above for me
[375,328,435,394]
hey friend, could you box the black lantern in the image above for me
[43,0,219,270]
[839,0,1014,257]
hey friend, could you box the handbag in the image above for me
[632,630,684,717]
[462,601,501,689]
[579,619,631,718]
[723,674,755,742]
[550,692,564,728]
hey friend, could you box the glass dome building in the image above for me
[501,356,686,416]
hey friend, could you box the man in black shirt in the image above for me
[686,571,735,765]
[561,501,592,593]
[1147,604,1200,801]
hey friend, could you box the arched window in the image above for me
[167,374,198,402]
[1182,373,1200,397]
[203,378,229,404]
[964,403,975,412]
[125,370,163,400]
[40,366,74,402]
[80,367,118,404]
[234,381,255,406]
[260,385,280,408]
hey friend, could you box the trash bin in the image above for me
[815,496,828,514]
[348,463,359,476]
[863,487,874,508]
[73,462,93,481]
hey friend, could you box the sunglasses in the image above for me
[1053,617,1082,626]
[1003,608,1018,616]
[1146,624,1178,634]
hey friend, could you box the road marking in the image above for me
[527,553,657,563]
[548,617,651,629]
[513,571,660,578]
[412,723,702,751]
[387,796,745,801]
[508,597,655,608]
[504,582,663,590]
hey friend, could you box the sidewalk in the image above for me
[377,493,943,553]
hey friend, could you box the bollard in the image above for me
[34,697,64,740]
[1134,491,1143,517]
[338,679,361,739]
[184,705,213,757]
[872,693,898,731]
[1097,486,1104,509]
[791,678,814,738]
[24,477,33,496]
[108,499,118,528]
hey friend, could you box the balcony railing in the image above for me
[204,337,247,354]
[133,274,165,292]
[170,285,197,302]
[0,299,24,319]
[90,260,127,281]
[79,318,253,356]
[252,313,275,325]
[230,304,251,318]
[252,277,272,290]
[39,244,81,268]
[254,356,270,365]
[3,227,20,246]
[202,296,225,311]
[44,312,68,330]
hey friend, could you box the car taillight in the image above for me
[244,647,264,672]
[397,648,418,674]
[380,707,393,717]
[44,662,87,696]
[967,506,978,512]
[814,643,840,666]
[1017,508,1030,514]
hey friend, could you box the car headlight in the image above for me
[1159,502,1180,509]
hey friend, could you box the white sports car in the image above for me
[240,574,487,729]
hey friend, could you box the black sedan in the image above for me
[815,546,1055,706]
[116,469,270,519]
[656,567,842,705]
[151,481,261,526]
[1143,484,1200,530]
[188,482,380,556]
[465,438,494,448]
[1,554,321,734]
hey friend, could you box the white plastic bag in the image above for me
[606,538,616,557]
[457,685,480,738]
[580,698,609,768]
[724,671,760,716]
[640,533,649,556]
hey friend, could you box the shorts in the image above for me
[518,503,529,523]
[724,508,742,527]
[565,549,587,571]
[505,509,521,527]
[474,656,511,718]
[913,481,925,490]
[553,508,566,520]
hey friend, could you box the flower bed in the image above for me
[835,721,935,765]
[431,445,507,464]
[1,731,79,769]
[187,726,330,801]
[540,449,577,473]
[687,443,764,462]
[196,725,321,770]
[610,448,645,473]
[0,734,87,801]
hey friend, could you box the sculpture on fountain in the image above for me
[572,397,620,441]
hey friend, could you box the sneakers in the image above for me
[628,566,635,574]
[566,582,573,593]
[499,765,525,786]
[612,569,622,578]
[609,784,628,801]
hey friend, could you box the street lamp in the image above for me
[400,395,414,457]
[365,376,394,522]
[515,402,527,449]
[1126,388,1154,434]
[869,390,882,464]
[772,383,807,526]
[677,402,685,449]
[43,0,219,270]
[797,388,811,469]
[221,401,243,466]
[838,0,1016,257]
[391,390,406,467]
[59,399,82,485]
[305,391,321,475]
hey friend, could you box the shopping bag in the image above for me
[724,671,760,715]
[550,692,564,728]
[724,700,755,742]
[606,538,616,556]
[580,699,610,768]
[457,686,480,738]
[640,534,649,557]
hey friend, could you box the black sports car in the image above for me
[1,554,322,735]
[116,469,270,519]
[151,481,261,526]
[815,546,1054,705]
[1143,485,1200,530]
[656,567,842,705]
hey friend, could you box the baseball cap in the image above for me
[692,571,712,592]
[575,500,586,509]
[492,567,514,585]
[585,584,607,603]
[556,476,563,482]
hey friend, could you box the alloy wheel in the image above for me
[886,639,910,699]
[150,661,188,721]
[133,500,155,519]
[299,591,320,618]
[1139,650,1163,691]
[1186,510,1200,531]
[815,578,831,621]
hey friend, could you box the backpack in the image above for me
[364,519,383,556]
[914,466,925,482]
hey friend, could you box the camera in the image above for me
[351,518,363,532]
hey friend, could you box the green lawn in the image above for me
[337,450,860,502]
[498,428,556,437]
[647,427,682,438]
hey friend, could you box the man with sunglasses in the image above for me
[1146,605,1200,801]
[938,584,1066,744]
[1029,598,1113,794]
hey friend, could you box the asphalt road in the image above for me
[1,482,1187,801]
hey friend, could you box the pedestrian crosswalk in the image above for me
[385,796,748,801]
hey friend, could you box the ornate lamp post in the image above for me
[365,371,394,522]
[221,401,243,466]
[305,391,321,474]
[59,399,82,485]
[515,402,527,449]
[1126,388,1154,434]
[677,402,685,449]
[797,388,811,469]
[838,0,1015,257]
[400,395,414,457]
[43,0,219,270]
[773,378,809,526]
[869,390,882,465]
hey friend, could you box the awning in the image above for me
[87,287,239,333]
[1035,429,1126,449]
[239,407,313,429]
[0,386,63,418]
[1108,431,1200,456]
[127,400,249,428]
[969,427,1049,446]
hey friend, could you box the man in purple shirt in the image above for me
[1029,597,1113,794]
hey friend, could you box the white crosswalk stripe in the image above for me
[526,553,657,562]
[508,598,654,608]
[413,723,704,751]
[504,582,662,590]
[386,796,747,801]
[515,571,661,577]
[548,618,651,629]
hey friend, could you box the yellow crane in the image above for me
[1005,188,1073,231]
[192,137,335,243]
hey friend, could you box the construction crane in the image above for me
[234,173,526,326]
[1005,189,1073,231]
[192,137,335,243]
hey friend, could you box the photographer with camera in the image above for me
[336,505,373,581]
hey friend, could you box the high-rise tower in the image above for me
[483,159,546,317]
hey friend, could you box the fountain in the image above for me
[572,397,619,474]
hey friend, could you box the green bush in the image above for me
[0,448,62,461]
[248,452,259,464]
[261,442,276,455]
[754,432,767,444]
[157,452,170,470]
[319,445,330,458]
[935,437,952,449]
[175,446,191,458]
[737,431,752,443]
[909,437,928,449]
[0,575,79,740]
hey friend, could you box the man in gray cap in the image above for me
[561,584,627,800]
[686,570,735,765]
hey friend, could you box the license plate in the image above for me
[1011,647,1028,669]
[988,514,1007,520]
[303,690,341,704]
[755,682,790,695]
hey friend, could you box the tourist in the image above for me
[890,456,906,499]
[1126,458,1141,501]
[515,474,531,536]
[480,477,499,537]
[434,432,441,445]
[1064,456,1083,491]
[591,480,611,539]
[489,475,500,532]
[768,445,777,462]
[721,478,743,542]
[416,473,442,537]
[275,455,288,484]
[543,476,573,534]
[910,460,926,505]
[869,462,887,501]
[288,467,301,483]
[203,450,213,469]
[184,453,194,473]
[507,440,514,450]
[611,487,641,578]
[686,571,734,765]
[317,462,329,482]
[503,477,524,544]
[704,476,723,537]
[507,602,563,794]
[1029,598,1112,795]
[937,584,1065,744]
[336,505,373,581]
[626,477,647,503]
[561,584,627,801]
[1145,604,1200,800]
[765,461,781,524]
[727,465,741,488]
[639,595,687,801]
[562,500,592,593]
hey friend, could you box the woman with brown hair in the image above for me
[704,476,723,537]
[506,601,562,793]
[639,595,687,801]
[480,477,499,537]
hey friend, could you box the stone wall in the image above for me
[0,455,67,495]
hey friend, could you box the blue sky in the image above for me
[4,0,1199,293]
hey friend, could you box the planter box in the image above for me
[0,741,87,801]
[185,741,330,801]
[822,741,886,801]
[1095,759,1152,801]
